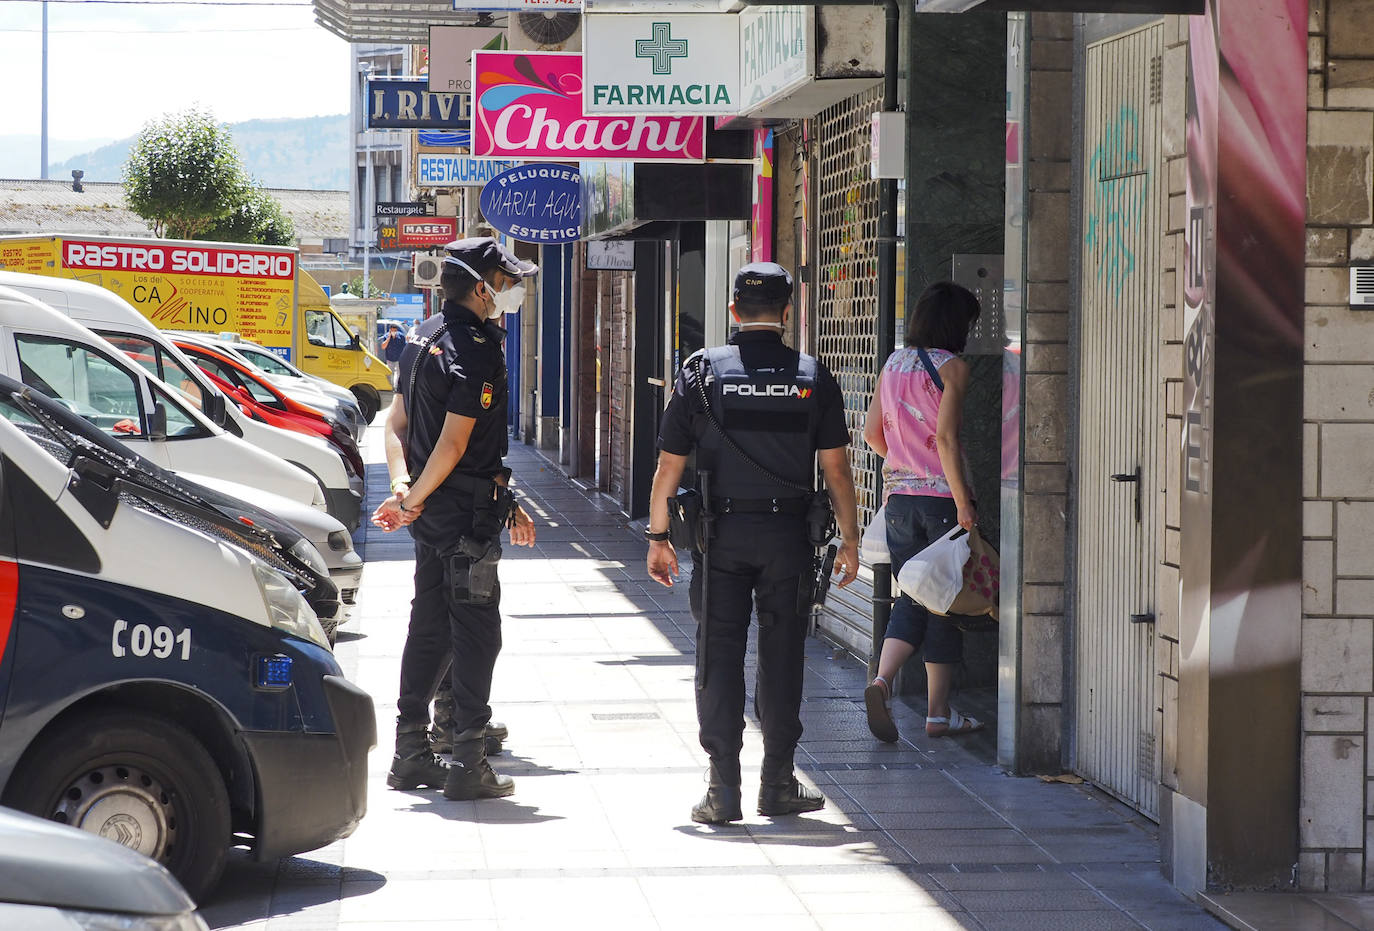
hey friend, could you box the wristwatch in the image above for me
[391,475,411,493]
[645,529,671,543]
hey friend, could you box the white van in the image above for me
[0,375,373,900]
[0,273,363,531]
[0,287,324,510]
[187,472,363,612]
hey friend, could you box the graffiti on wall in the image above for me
[1084,105,1149,299]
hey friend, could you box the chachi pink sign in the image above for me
[472,51,705,163]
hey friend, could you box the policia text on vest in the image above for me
[645,261,860,826]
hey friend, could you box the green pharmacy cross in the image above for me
[635,22,689,75]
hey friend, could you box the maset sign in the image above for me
[471,50,705,162]
[396,217,458,248]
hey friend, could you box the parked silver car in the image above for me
[0,805,207,929]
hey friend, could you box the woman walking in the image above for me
[863,281,983,742]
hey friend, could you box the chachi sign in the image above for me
[472,50,705,162]
[583,14,741,116]
[480,164,581,244]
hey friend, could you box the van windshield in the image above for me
[15,334,206,441]
[100,332,208,413]
[238,346,297,377]
[305,310,355,350]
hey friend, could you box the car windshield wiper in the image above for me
[8,388,309,588]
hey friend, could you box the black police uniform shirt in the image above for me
[397,300,509,536]
[657,330,849,464]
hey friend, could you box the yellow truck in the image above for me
[0,235,393,422]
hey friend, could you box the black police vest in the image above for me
[695,345,819,499]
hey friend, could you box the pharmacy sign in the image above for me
[584,13,741,116]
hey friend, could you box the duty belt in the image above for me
[717,496,808,515]
[446,471,501,494]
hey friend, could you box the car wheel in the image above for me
[3,709,230,902]
[350,385,379,424]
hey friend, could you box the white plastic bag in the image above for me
[896,525,971,614]
[860,505,889,564]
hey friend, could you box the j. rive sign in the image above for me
[367,78,471,129]
[473,50,705,162]
[583,14,740,115]
[480,164,581,244]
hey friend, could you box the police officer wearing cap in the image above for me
[373,236,538,801]
[647,262,861,824]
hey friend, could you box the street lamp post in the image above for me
[358,61,373,299]
[41,0,49,179]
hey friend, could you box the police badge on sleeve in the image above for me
[480,382,494,409]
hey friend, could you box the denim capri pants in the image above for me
[883,493,963,664]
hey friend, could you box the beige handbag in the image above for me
[934,526,1000,630]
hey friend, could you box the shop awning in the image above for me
[916,0,1201,10]
[312,1,508,43]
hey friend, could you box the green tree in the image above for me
[122,108,245,239]
[344,273,387,299]
[201,182,296,246]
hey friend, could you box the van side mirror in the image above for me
[148,402,168,440]
[350,333,362,351]
[203,390,226,426]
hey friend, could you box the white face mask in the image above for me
[494,282,526,315]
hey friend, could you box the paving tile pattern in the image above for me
[199,434,1226,931]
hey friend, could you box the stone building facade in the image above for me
[1298,0,1374,894]
[1008,0,1374,897]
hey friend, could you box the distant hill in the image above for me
[7,114,350,191]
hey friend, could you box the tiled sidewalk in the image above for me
[199,432,1225,931]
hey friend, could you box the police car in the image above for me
[0,374,375,900]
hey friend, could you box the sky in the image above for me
[2,0,351,154]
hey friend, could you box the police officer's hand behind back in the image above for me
[372,487,424,532]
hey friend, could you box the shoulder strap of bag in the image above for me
[688,353,812,494]
[916,346,944,393]
[404,319,451,455]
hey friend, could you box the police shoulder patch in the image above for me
[480,382,494,410]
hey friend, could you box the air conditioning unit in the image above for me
[509,11,582,52]
[413,251,445,288]
[1351,266,1374,306]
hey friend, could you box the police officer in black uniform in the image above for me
[373,237,538,801]
[647,262,860,824]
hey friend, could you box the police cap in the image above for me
[733,262,793,305]
[443,237,539,280]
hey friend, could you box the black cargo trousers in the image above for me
[689,512,814,787]
[396,499,502,738]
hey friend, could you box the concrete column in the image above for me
[1169,0,1306,894]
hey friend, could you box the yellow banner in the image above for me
[0,238,296,354]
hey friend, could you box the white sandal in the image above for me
[926,707,984,737]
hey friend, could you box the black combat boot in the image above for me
[443,728,515,800]
[387,720,450,790]
[430,682,507,755]
[758,779,825,816]
[691,762,743,825]
[430,714,508,756]
[429,684,456,753]
[483,721,508,756]
[758,752,824,816]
